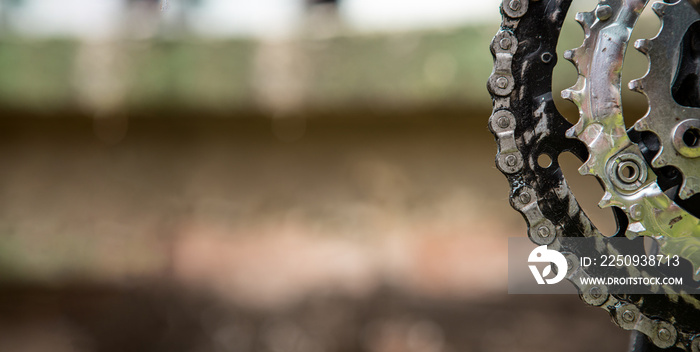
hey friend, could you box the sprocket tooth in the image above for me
[575,11,595,30]
[651,153,668,168]
[579,157,600,175]
[630,0,700,202]
[567,115,593,139]
[679,185,697,200]
[577,162,594,175]
[563,49,577,63]
[652,2,668,17]
[578,165,593,176]
[679,177,700,200]
[633,39,651,54]
[628,79,644,93]
[634,117,650,131]
[561,88,582,103]
[598,192,614,208]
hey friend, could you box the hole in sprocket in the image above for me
[682,127,700,147]
[538,153,553,168]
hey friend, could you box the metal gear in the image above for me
[563,0,700,276]
[631,0,700,200]
[489,0,700,350]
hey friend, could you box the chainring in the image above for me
[488,0,700,350]
[631,0,700,200]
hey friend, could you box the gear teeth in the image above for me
[628,79,644,93]
[598,192,613,208]
[679,184,697,199]
[563,49,576,63]
[561,88,582,103]
[575,11,595,30]
[634,0,700,200]
[634,39,651,54]
[652,154,667,167]
[580,158,598,175]
[652,2,667,17]
[564,76,586,101]
[629,39,650,96]
[561,89,573,101]
[565,48,586,71]
[577,162,594,176]
[634,117,649,131]
[679,177,700,200]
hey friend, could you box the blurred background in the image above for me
[0,0,665,351]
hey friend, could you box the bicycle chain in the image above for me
[488,0,700,349]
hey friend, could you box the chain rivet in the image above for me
[509,0,522,11]
[499,37,512,50]
[622,310,635,323]
[505,154,517,166]
[658,328,671,341]
[590,287,602,299]
[519,191,531,204]
[497,115,510,128]
[496,76,509,89]
[537,226,551,238]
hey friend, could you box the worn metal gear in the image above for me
[564,0,700,276]
[631,0,700,200]
[489,0,700,350]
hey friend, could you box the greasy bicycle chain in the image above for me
[488,0,700,350]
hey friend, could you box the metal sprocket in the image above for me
[488,0,700,350]
[631,0,700,200]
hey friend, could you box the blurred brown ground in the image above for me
[0,111,629,351]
